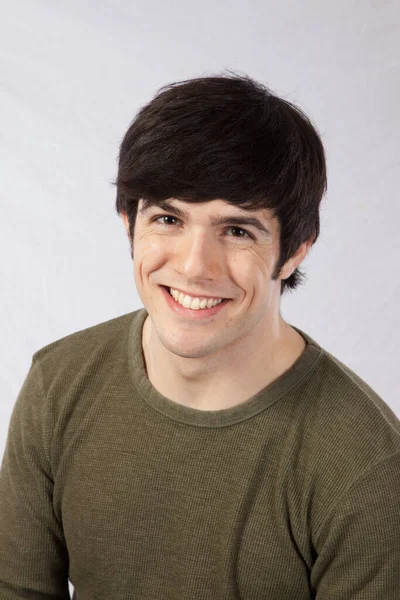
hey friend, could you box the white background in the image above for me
[1,0,399,485]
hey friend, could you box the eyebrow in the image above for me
[138,200,272,237]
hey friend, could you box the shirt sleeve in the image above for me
[310,452,400,599]
[0,358,70,599]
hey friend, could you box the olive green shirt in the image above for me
[1,308,399,598]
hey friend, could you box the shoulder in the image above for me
[31,309,144,389]
[33,310,136,360]
[285,330,400,543]
[314,347,400,440]
[21,309,145,467]
[311,347,400,484]
[293,326,400,442]
[295,335,399,527]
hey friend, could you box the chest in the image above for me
[55,405,313,599]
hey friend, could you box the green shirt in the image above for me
[1,308,399,599]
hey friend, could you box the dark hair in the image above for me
[114,70,327,295]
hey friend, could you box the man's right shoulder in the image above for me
[31,309,143,378]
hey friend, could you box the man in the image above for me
[1,73,399,599]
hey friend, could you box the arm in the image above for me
[310,452,400,598]
[0,358,70,599]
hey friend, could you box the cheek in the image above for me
[238,248,272,278]
[133,238,166,287]
[229,255,266,296]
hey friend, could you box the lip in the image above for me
[165,286,229,301]
[160,285,230,320]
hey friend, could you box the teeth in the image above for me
[169,288,223,310]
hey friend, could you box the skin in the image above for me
[122,198,313,411]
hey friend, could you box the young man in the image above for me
[1,73,399,599]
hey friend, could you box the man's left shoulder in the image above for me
[318,346,400,438]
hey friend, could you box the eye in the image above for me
[152,215,179,226]
[151,215,254,241]
[226,226,253,240]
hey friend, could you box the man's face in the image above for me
[123,198,300,361]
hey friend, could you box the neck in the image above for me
[142,313,305,411]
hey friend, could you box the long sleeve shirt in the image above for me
[1,307,399,598]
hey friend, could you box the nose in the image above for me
[175,230,225,280]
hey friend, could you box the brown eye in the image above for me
[227,226,252,239]
[152,215,180,226]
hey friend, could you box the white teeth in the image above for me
[169,288,223,310]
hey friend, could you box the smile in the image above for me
[169,287,223,309]
[161,286,230,319]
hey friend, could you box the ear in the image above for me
[279,239,313,280]
[121,212,130,235]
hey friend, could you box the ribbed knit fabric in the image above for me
[0,307,399,599]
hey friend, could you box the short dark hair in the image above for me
[114,71,327,295]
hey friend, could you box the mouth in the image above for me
[160,285,231,319]
[161,286,229,301]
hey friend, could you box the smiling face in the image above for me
[122,198,311,362]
